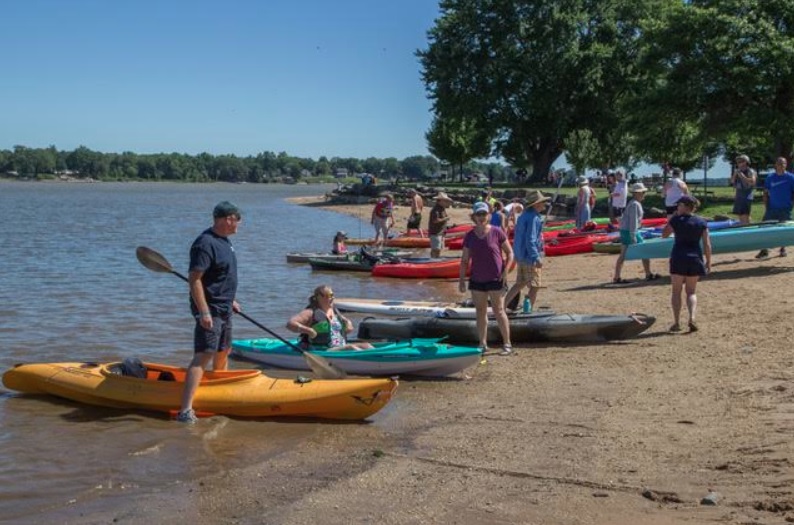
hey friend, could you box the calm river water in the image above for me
[0,181,459,521]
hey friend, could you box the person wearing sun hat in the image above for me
[612,183,659,284]
[428,192,452,258]
[661,195,711,332]
[459,200,514,356]
[575,176,596,230]
[504,190,551,312]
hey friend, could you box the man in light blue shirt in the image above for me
[505,190,551,310]
[757,157,794,258]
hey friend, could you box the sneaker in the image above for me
[500,345,513,356]
[478,346,488,364]
[175,409,198,424]
[780,248,787,257]
[756,249,769,259]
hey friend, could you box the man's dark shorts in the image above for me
[194,315,232,353]
[763,207,793,222]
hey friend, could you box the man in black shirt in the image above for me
[177,201,242,423]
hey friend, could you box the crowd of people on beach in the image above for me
[171,153,793,422]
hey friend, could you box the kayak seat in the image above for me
[157,371,176,382]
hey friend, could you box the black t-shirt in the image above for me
[189,228,238,317]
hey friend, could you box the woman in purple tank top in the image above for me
[459,202,515,356]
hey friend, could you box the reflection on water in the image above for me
[0,182,453,519]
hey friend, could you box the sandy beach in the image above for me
[75,195,794,524]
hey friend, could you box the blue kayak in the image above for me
[231,338,481,377]
[626,221,794,260]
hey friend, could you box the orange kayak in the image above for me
[2,361,398,420]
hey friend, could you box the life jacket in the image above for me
[300,307,345,348]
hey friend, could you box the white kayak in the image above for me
[335,297,491,319]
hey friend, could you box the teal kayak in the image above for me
[231,338,482,377]
[625,221,794,260]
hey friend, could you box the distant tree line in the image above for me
[0,145,518,183]
[419,0,794,181]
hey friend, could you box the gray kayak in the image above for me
[287,249,412,263]
[357,312,655,344]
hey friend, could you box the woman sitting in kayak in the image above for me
[287,285,373,350]
[332,231,348,255]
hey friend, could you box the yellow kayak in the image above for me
[2,361,397,421]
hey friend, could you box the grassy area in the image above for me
[533,184,766,222]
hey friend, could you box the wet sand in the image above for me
[71,196,794,524]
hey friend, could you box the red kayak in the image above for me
[373,258,469,279]
[545,233,614,257]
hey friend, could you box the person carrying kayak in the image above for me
[287,285,373,351]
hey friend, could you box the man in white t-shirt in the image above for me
[611,170,628,218]
[662,168,690,216]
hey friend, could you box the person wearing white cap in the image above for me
[459,201,514,356]
[612,183,659,284]
[575,176,596,229]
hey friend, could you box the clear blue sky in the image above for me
[1,0,441,159]
[1,0,731,178]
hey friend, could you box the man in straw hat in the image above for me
[612,183,660,284]
[505,190,551,311]
[428,192,453,258]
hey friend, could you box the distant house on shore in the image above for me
[334,168,349,178]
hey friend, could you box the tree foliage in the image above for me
[621,0,794,167]
[426,116,491,181]
[0,145,506,183]
[419,0,660,180]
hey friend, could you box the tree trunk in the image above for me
[530,139,563,183]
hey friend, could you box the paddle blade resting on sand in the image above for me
[135,246,347,379]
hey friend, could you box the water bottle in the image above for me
[522,297,531,313]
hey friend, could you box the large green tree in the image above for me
[634,0,794,165]
[419,0,659,181]
[426,116,491,181]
